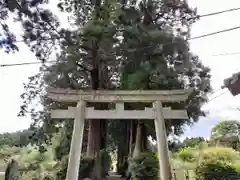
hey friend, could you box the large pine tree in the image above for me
[1,0,212,179]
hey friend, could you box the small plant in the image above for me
[55,155,95,180]
[200,147,239,163]
[100,149,112,177]
[55,155,68,180]
[130,152,159,180]
[195,161,240,180]
[231,163,240,176]
[178,147,196,163]
[78,156,95,179]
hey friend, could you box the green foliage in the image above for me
[18,0,211,149]
[131,152,159,180]
[56,155,95,179]
[231,164,240,175]
[195,161,240,180]
[0,146,21,159]
[178,147,197,163]
[78,156,95,179]
[56,155,102,179]
[183,137,205,148]
[0,143,57,179]
[100,149,112,176]
[55,155,68,180]
[3,0,212,178]
[211,120,240,149]
[212,120,240,137]
[200,147,239,163]
[0,130,33,148]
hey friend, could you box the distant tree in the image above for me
[0,129,33,147]
[183,137,205,148]
[211,120,240,149]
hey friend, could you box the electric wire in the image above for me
[1,24,240,67]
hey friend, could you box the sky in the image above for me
[1,0,240,138]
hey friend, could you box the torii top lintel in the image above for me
[46,87,193,103]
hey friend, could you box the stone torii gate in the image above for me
[47,88,192,180]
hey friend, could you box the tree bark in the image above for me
[141,123,148,151]
[86,52,109,179]
[132,121,149,158]
[129,120,133,157]
[133,121,142,158]
[86,121,94,156]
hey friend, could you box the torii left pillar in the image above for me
[66,100,86,180]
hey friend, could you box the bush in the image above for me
[195,161,240,180]
[178,147,196,163]
[100,149,112,177]
[56,155,95,180]
[55,150,111,179]
[201,147,239,163]
[130,152,159,180]
[78,156,95,179]
[54,156,68,180]
[231,163,240,175]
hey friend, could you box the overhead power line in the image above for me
[208,88,223,96]
[1,24,240,67]
[194,7,240,20]
[212,52,240,57]
[2,6,240,44]
[0,60,57,67]
[189,25,240,40]
[207,90,229,103]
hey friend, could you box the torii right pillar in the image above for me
[154,101,172,180]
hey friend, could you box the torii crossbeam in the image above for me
[47,87,192,180]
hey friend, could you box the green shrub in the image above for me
[55,156,68,180]
[201,147,239,163]
[100,149,112,177]
[56,155,95,180]
[178,147,196,163]
[195,161,240,180]
[231,163,240,175]
[130,152,159,180]
[43,175,55,180]
[78,156,95,179]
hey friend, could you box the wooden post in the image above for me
[153,101,172,180]
[66,100,86,180]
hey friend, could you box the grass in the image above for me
[173,169,195,180]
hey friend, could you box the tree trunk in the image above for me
[133,121,142,158]
[86,58,109,179]
[141,123,148,151]
[132,121,149,158]
[87,120,101,179]
[129,120,134,157]
[86,121,95,156]
[123,120,130,157]
[132,120,137,148]
[116,142,124,173]
[100,119,108,178]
